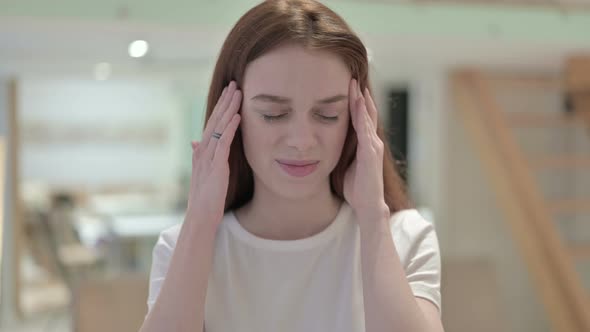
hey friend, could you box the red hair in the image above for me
[205,0,413,213]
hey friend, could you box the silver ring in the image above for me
[212,132,222,139]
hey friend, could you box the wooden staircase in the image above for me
[452,66,590,332]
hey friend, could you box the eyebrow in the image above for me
[250,94,348,105]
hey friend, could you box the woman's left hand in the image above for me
[343,79,389,224]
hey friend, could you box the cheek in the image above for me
[334,121,350,147]
[241,111,263,141]
[240,115,272,163]
[324,123,349,163]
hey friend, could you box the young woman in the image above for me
[140,1,443,331]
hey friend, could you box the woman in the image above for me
[141,0,443,331]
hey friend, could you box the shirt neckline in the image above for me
[226,201,351,251]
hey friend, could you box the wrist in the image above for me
[356,203,390,230]
[184,208,222,234]
[355,201,389,222]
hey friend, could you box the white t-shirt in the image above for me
[147,202,441,332]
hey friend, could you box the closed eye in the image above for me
[316,114,338,121]
[262,114,287,122]
[260,112,340,123]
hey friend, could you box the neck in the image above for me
[234,181,342,241]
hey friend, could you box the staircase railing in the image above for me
[452,69,590,332]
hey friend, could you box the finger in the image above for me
[213,114,241,165]
[203,82,234,146]
[363,88,378,130]
[359,95,382,152]
[359,93,381,148]
[355,83,376,133]
[201,87,228,153]
[360,95,378,135]
[355,80,370,132]
[216,90,242,136]
[206,89,242,160]
[217,81,237,116]
[202,85,228,146]
[202,81,236,150]
[355,96,370,147]
[349,79,359,131]
[191,140,201,171]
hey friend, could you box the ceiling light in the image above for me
[128,40,149,58]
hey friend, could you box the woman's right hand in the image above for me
[187,81,242,227]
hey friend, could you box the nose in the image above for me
[284,118,316,152]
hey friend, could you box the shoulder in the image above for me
[389,209,436,240]
[388,209,439,261]
[159,223,182,248]
[155,210,235,251]
[151,223,182,260]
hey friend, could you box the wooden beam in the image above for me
[528,155,590,170]
[485,74,562,92]
[453,71,575,332]
[473,72,590,331]
[0,137,4,261]
[565,56,590,130]
[453,70,590,332]
[504,112,580,127]
[549,199,590,214]
[412,0,590,11]
[569,244,590,260]
[570,95,590,127]
[566,56,590,93]
[8,79,23,319]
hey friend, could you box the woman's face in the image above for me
[241,43,351,199]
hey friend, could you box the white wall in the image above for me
[18,78,185,190]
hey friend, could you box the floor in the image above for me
[0,311,70,332]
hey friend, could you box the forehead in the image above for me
[243,43,351,100]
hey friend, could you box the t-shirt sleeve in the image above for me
[146,225,179,315]
[390,210,442,315]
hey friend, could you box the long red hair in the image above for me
[205,0,413,214]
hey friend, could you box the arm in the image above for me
[345,79,443,332]
[359,215,444,332]
[140,80,243,332]
[140,214,218,332]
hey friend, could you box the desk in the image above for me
[76,211,184,273]
[107,213,183,272]
[108,213,184,238]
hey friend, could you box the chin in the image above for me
[251,161,332,199]
[270,175,329,200]
[273,186,316,200]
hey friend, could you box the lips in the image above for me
[276,159,319,166]
[276,159,319,177]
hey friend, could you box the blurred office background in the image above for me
[1,0,590,331]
